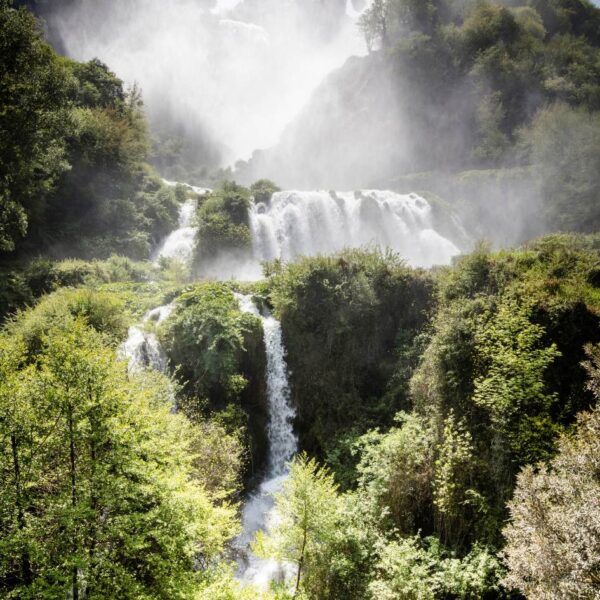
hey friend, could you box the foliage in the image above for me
[250,179,280,205]
[408,234,600,550]
[253,448,504,599]
[525,103,600,233]
[0,255,163,323]
[189,418,246,502]
[253,454,340,598]
[502,345,600,597]
[369,536,503,600]
[3,287,128,357]
[0,2,179,261]
[356,413,435,534]
[473,297,561,466]
[193,182,253,273]
[345,0,600,237]
[162,283,260,407]
[0,317,239,598]
[160,283,268,478]
[0,1,72,252]
[267,249,434,459]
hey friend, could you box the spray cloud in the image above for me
[46,0,369,167]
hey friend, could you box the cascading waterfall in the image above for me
[119,303,173,374]
[152,197,198,264]
[234,293,298,589]
[249,190,460,269]
[121,184,462,588]
[121,186,204,373]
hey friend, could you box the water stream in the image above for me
[152,197,198,265]
[119,303,173,374]
[120,184,462,589]
[234,293,297,589]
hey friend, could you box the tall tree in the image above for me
[254,454,339,597]
[0,317,239,599]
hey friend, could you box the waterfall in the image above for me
[121,191,203,372]
[120,184,461,587]
[119,303,174,374]
[249,190,460,269]
[234,294,298,588]
[153,198,198,265]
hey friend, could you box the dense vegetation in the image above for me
[0,289,246,599]
[266,249,434,462]
[0,1,180,261]
[192,183,253,276]
[241,0,600,245]
[1,233,599,598]
[1,0,600,598]
[252,234,600,598]
[160,282,270,479]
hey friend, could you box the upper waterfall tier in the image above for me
[249,190,460,269]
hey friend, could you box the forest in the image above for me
[1,0,600,598]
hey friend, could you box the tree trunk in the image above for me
[11,433,32,587]
[294,528,307,599]
[87,410,98,597]
[68,405,79,600]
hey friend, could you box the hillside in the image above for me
[1,1,600,598]
[239,0,600,245]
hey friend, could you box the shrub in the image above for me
[193,182,252,271]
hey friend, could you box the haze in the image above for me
[46,0,369,167]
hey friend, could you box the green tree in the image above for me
[162,283,261,408]
[193,182,253,273]
[356,414,434,534]
[254,454,339,598]
[0,1,72,251]
[526,103,600,233]
[473,298,561,469]
[370,536,503,599]
[0,318,239,598]
[250,179,280,205]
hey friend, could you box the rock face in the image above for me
[239,311,270,483]
[238,54,408,189]
[237,48,472,189]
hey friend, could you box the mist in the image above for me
[45,0,368,168]
[38,0,597,251]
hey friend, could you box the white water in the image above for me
[153,198,198,265]
[250,190,460,269]
[234,294,297,589]
[119,303,173,374]
[162,179,211,197]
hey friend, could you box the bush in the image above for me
[4,287,128,356]
[503,347,600,597]
[267,249,434,459]
[161,283,269,477]
[193,182,253,272]
[250,179,280,204]
[370,536,504,599]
